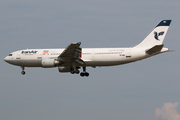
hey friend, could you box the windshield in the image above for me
[9,54,12,56]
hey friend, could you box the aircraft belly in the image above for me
[85,61,127,66]
[22,59,42,67]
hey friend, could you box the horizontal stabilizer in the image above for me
[146,44,164,55]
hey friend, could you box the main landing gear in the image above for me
[80,67,89,77]
[21,66,25,75]
[80,72,89,77]
[70,62,80,74]
[70,69,80,74]
[70,62,89,77]
[70,66,89,77]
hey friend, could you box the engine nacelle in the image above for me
[58,67,71,72]
[41,59,61,68]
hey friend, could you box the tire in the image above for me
[75,70,80,74]
[21,71,25,75]
[80,72,85,77]
[85,72,89,77]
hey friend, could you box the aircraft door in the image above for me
[91,51,95,60]
[16,53,21,59]
[37,52,42,60]
[15,52,22,64]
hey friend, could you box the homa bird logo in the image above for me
[154,31,164,40]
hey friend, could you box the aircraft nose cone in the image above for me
[4,56,9,62]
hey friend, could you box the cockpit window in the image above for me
[9,54,12,56]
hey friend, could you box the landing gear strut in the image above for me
[80,67,89,77]
[21,66,25,75]
[70,69,80,74]
[70,62,89,77]
[70,66,80,74]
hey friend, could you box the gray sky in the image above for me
[0,0,180,120]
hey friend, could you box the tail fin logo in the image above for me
[154,31,164,40]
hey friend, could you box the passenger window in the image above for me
[9,54,12,56]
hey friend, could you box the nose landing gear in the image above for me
[21,66,25,75]
[21,71,25,75]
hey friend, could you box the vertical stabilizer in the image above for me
[134,20,171,48]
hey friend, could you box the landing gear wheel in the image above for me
[70,70,75,74]
[80,67,89,77]
[85,72,89,77]
[21,66,25,75]
[21,71,25,75]
[80,72,89,77]
[80,72,85,77]
[75,70,80,74]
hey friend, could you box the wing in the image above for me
[58,42,84,65]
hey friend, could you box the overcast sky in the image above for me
[1,0,180,120]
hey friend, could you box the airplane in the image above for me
[4,20,172,77]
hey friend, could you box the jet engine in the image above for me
[41,59,61,68]
[58,67,71,72]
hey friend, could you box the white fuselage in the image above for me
[3,20,172,76]
[3,46,169,77]
[4,47,149,68]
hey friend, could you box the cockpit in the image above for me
[9,54,13,56]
